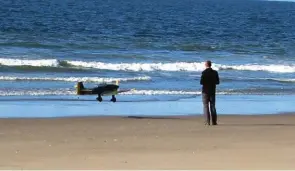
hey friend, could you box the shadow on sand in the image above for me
[125,116,295,126]
[126,116,185,120]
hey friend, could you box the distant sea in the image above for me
[1,0,295,117]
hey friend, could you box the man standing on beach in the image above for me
[200,60,220,125]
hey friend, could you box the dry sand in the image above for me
[0,114,295,169]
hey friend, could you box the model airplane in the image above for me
[75,81,130,102]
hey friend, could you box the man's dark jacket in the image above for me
[200,68,220,94]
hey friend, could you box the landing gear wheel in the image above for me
[111,95,116,102]
[96,95,102,102]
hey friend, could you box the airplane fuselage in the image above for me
[82,84,119,96]
[76,82,119,102]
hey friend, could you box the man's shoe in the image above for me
[212,123,218,125]
[204,122,210,126]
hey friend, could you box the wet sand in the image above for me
[0,114,295,169]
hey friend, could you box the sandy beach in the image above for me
[0,114,295,169]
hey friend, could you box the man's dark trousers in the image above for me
[202,93,217,125]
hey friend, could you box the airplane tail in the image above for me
[76,82,85,95]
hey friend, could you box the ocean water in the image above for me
[1,0,295,117]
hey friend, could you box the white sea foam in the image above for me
[121,90,238,95]
[0,89,236,96]
[65,60,295,73]
[0,89,75,96]
[268,78,295,82]
[218,64,295,73]
[120,90,201,95]
[0,76,151,83]
[67,60,206,72]
[1,58,295,73]
[0,58,59,67]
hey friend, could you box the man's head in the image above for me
[205,60,212,68]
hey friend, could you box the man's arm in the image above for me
[216,71,220,85]
[200,72,204,85]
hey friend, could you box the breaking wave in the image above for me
[121,90,201,95]
[0,76,151,83]
[0,89,76,96]
[218,64,295,73]
[266,78,295,83]
[0,89,209,96]
[1,75,294,84]
[0,58,61,67]
[1,88,293,96]
[1,58,295,73]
